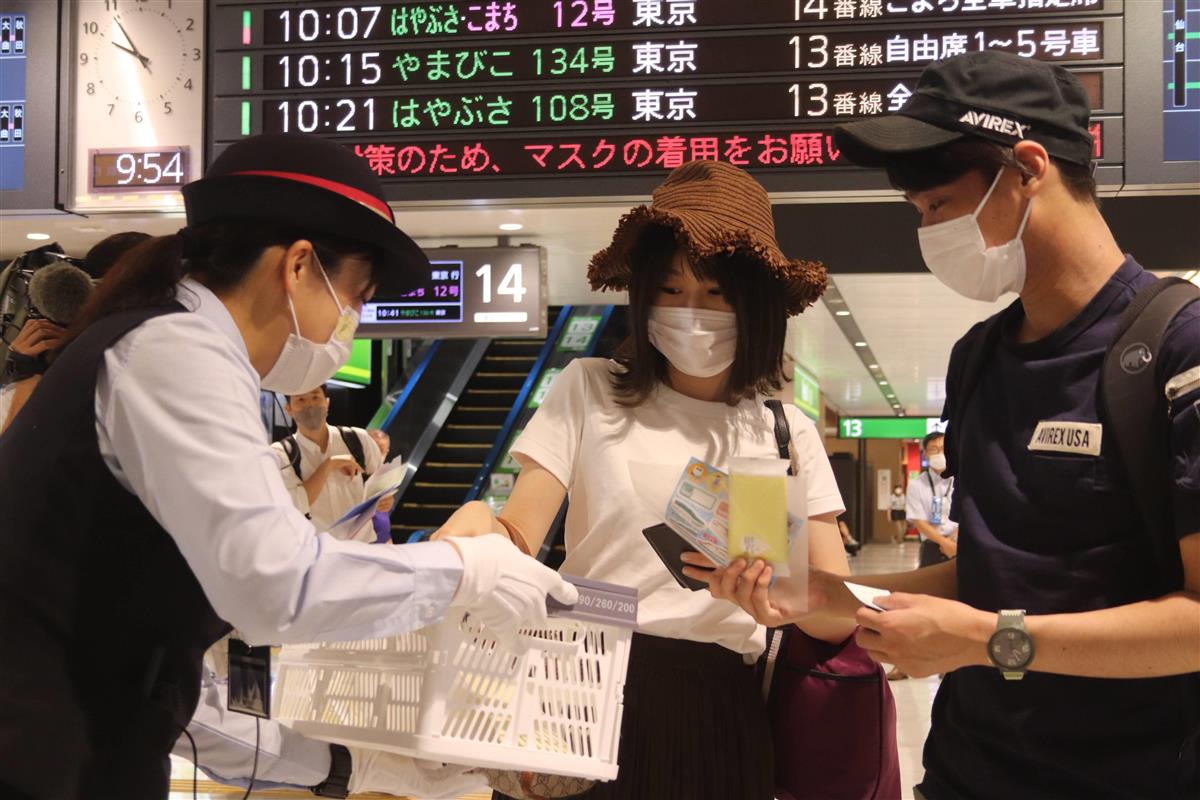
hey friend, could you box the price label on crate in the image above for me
[548,575,638,629]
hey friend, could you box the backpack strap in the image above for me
[279,435,303,482]
[764,399,797,477]
[1100,277,1199,592]
[337,426,368,483]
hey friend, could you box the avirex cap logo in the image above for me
[958,110,1032,140]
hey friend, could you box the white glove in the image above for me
[346,748,488,798]
[447,534,579,643]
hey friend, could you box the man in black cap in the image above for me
[689,52,1199,800]
[835,52,1200,800]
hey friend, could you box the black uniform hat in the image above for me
[182,133,427,294]
[835,52,1095,168]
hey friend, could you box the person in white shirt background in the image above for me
[272,384,393,542]
[430,160,853,800]
[907,431,959,566]
[0,132,574,799]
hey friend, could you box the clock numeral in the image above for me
[82,22,99,35]
[192,48,201,62]
[186,18,194,31]
[164,101,173,115]
[79,53,89,65]
[86,82,96,96]
[184,78,193,91]
[107,104,115,116]
[134,110,144,124]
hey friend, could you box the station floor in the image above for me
[167,542,937,799]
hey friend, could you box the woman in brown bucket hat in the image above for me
[435,161,856,799]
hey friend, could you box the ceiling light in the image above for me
[835,310,850,317]
[868,364,879,370]
[498,223,523,231]
[879,380,889,386]
[26,232,50,241]
[854,341,867,348]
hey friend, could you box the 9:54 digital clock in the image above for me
[89,146,189,192]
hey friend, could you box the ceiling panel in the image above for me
[834,274,1010,417]
[788,300,884,416]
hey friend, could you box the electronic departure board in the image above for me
[357,245,547,338]
[208,0,1127,200]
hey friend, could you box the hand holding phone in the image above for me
[642,524,710,591]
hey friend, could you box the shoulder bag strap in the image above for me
[1100,277,1199,591]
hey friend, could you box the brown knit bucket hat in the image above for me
[588,160,827,315]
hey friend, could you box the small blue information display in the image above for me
[0,11,27,190]
[1164,0,1200,161]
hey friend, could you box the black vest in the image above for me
[0,306,230,799]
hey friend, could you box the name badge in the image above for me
[1028,421,1102,456]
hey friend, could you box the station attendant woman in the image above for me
[0,133,576,800]
[435,161,856,799]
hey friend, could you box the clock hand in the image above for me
[114,20,151,72]
[111,40,152,73]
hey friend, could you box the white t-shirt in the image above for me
[905,469,958,540]
[511,358,844,657]
[271,425,383,542]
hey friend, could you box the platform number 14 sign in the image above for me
[475,263,527,304]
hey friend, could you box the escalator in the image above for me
[389,310,562,538]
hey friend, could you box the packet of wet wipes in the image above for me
[664,458,731,567]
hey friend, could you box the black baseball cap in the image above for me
[182,133,428,295]
[835,52,1095,168]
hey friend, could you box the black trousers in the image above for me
[496,632,775,800]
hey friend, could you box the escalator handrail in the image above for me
[464,305,574,502]
[378,340,442,432]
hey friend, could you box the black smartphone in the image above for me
[642,523,710,591]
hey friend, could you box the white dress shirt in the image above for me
[271,425,383,542]
[94,278,462,644]
[905,469,959,541]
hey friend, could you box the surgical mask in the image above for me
[928,453,947,473]
[293,405,328,430]
[261,253,359,395]
[647,307,737,378]
[917,169,1033,302]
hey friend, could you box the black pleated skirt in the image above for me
[497,632,775,800]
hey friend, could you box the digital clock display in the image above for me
[207,0,1125,201]
[90,147,190,193]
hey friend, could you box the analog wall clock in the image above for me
[66,0,205,210]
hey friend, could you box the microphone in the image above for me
[28,261,94,326]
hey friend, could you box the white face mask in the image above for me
[647,307,737,378]
[261,253,359,395]
[927,453,948,473]
[917,169,1033,302]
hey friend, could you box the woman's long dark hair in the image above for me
[612,224,789,406]
[67,221,379,343]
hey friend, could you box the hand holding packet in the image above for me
[647,458,808,581]
[326,459,407,540]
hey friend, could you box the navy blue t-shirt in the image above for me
[920,257,1200,800]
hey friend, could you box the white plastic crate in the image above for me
[272,577,637,781]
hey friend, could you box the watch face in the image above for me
[989,628,1034,670]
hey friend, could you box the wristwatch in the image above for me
[987,609,1034,680]
[311,743,352,798]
